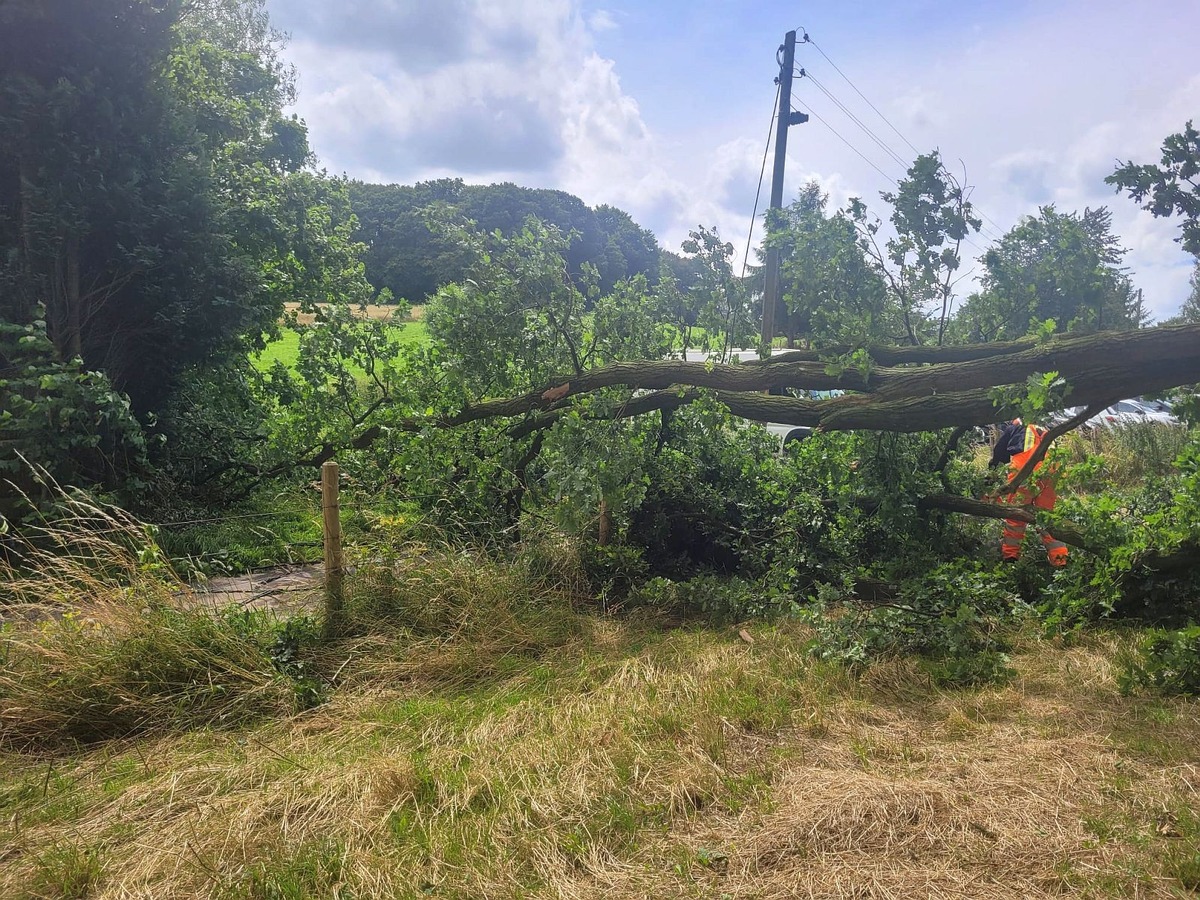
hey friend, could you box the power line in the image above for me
[791,93,899,187]
[798,69,909,171]
[801,31,1010,243]
[794,91,989,260]
[741,81,780,281]
[800,67,1004,245]
[803,33,920,158]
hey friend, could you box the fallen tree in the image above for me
[226,325,1200,551]
[446,323,1200,434]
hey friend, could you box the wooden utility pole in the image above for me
[761,29,807,348]
[321,459,344,638]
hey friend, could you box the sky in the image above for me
[263,0,1200,320]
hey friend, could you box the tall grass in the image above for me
[0,490,299,751]
[328,528,593,689]
[1059,422,1191,488]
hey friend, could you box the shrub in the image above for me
[1117,625,1200,696]
[804,562,1027,687]
[1043,430,1200,628]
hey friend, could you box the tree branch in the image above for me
[915,493,1103,554]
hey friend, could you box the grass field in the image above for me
[253,319,430,373]
[3,534,1199,898]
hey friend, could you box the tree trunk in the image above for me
[14,155,37,324]
[598,497,611,547]
[64,232,82,360]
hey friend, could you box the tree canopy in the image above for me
[1108,120,1200,257]
[347,180,663,304]
[955,206,1144,341]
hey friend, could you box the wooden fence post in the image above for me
[321,460,343,637]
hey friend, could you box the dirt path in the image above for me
[186,563,325,617]
[0,564,327,628]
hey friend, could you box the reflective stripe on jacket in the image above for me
[1009,424,1047,472]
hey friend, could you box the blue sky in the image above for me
[265,0,1199,319]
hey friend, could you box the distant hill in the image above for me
[348,179,694,303]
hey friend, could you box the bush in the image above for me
[1117,624,1200,696]
[1042,430,1200,627]
[804,561,1027,687]
[626,573,796,622]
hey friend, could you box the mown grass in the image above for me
[4,522,1200,898]
[252,321,429,373]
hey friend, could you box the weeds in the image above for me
[27,841,103,900]
[1060,422,1191,489]
[1117,624,1200,695]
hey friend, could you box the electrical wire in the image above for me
[740,80,780,282]
[801,31,1009,243]
[800,69,909,171]
[793,91,988,259]
[791,93,899,187]
[803,33,920,158]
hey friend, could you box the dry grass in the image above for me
[3,500,1197,896]
[282,302,423,326]
[3,615,1199,898]
[0,491,297,751]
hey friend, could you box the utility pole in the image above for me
[761,29,807,348]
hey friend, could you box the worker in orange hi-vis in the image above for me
[988,419,1068,566]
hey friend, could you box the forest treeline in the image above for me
[348,180,687,303]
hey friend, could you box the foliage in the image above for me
[1117,625,1200,696]
[1107,120,1200,256]
[154,489,327,577]
[678,226,757,357]
[765,181,894,348]
[424,217,675,395]
[804,560,1026,686]
[224,610,326,709]
[349,179,663,303]
[1042,430,1200,627]
[627,399,788,578]
[987,369,1072,425]
[1161,257,1200,325]
[0,0,375,517]
[0,320,149,525]
[627,574,791,622]
[849,152,981,346]
[955,206,1143,341]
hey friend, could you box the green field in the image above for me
[252,321,429,372]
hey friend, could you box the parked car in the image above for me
[1129,397,1180,426]
[761,421,813,452]
[1047,399,1182,430]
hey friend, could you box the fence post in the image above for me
[321,459,343,637]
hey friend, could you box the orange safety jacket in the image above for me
[1009,423,1048,475]
[990,420,1050,475]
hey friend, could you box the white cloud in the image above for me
[588,9,618,32]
